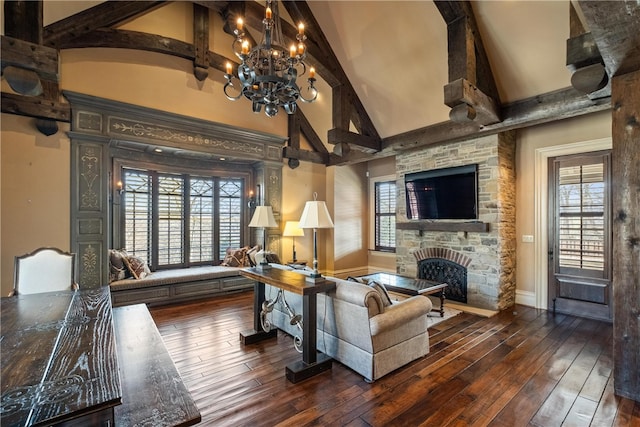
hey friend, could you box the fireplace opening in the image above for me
[413,248,471,304]
[417,258,468,303]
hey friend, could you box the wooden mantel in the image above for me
[396,221,490,233]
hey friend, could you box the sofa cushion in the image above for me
[110,265,243,290]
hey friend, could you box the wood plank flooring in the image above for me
[149,291,640,426]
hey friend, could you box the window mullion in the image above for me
[184,174,190,267]
[213,177,221,264]
[151,171,159,269]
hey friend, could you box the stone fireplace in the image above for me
[395,132,516,311]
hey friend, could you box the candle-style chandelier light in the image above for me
[223,0,318,118]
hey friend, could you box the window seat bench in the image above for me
[110,265,253,307]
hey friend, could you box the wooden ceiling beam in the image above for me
[4,0,43,43]
[283,146,328,165]
[43,1,166,49]
[1,92,70,122]
[435,1,501,126]
[3,1,62,134]
[284,110,329,166]
[329,86,609,166]
[282,0,381,153]
[577,1,640,78]
[1,36,58,81]
[192,3,210,81]
[566,3,609,99]
[389,87,609,151]
[55,28,194,58]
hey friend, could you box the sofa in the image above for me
[262,264,432,382]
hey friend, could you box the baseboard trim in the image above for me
[516,290,536,308]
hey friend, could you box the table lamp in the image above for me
[249,205,278,270]
[282,221,305,263]
[298,193,334,282]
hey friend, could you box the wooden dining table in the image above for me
[1,287,121,426]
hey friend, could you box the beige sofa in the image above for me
[263,265,432,382]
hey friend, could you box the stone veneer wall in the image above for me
[396,132,516,311]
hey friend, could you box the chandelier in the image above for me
[223,0,318,118]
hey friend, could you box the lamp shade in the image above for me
[249,205,278,228]
[298,200,334,229]
[282,221,305,237]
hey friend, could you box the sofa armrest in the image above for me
[330,278,384,317]
[369,296,432,336]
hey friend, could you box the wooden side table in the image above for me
[239,267,335,383]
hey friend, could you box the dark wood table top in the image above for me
[241,267,335,295]
[1,287,121,426]
[358,272,447,296]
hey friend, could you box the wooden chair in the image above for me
[12,247,78,296]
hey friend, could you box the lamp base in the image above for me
[305,274,325,284]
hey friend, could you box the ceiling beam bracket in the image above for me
[444,78,500,125]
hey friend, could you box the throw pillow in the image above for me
[221,247,248,267]
[368,280,393,307]
[108,249,130,283]
[126,255,151,279]
[246,245,260,267]
[265,252,281,264]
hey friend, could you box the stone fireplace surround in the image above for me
[395,132,516,312]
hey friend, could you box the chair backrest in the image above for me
[13,247,77,296]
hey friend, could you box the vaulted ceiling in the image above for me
[2,1,639,166]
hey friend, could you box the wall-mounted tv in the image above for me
[405,164,478,220]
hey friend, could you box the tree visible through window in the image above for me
[122,168,244,269]
[375,181,396,252]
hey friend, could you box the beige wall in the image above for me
[366,157,397,273]
[1,114,72,296]
[331,163,369,276]
[281,160,327,268]
[515,110,612,305]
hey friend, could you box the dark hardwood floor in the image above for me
[149,291,640,426]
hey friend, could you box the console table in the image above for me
[1,287,121,426]
[240,267,335,383]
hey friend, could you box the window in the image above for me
[122,168,245,269]
[374,180,396,252]
[557,160,607,274]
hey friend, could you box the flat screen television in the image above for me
[405,164,478,220]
